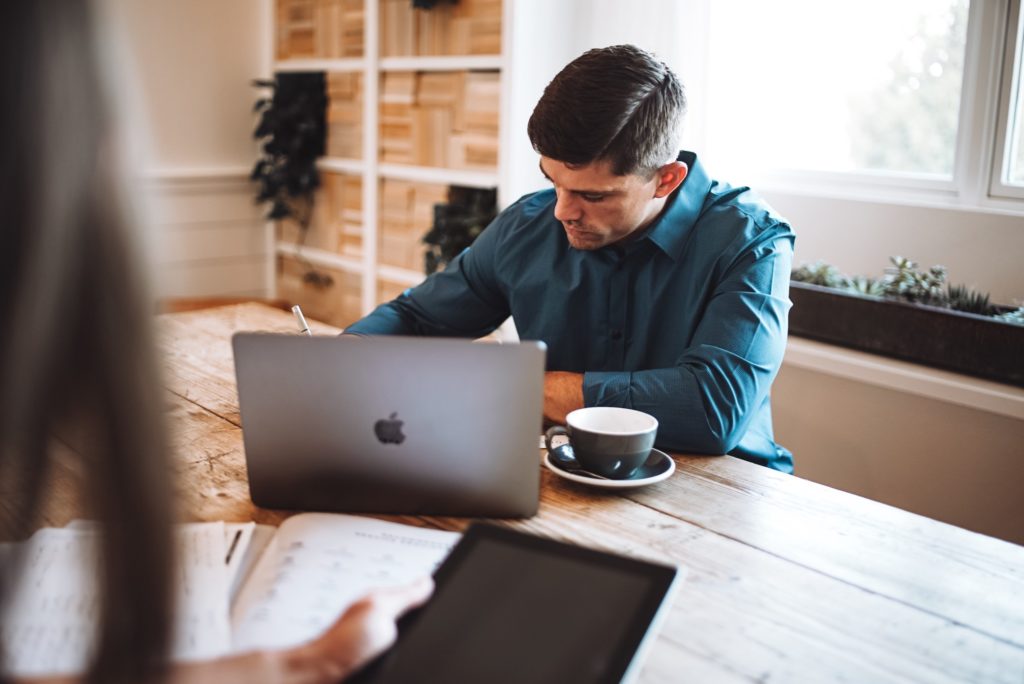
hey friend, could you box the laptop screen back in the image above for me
[232,333,546,517]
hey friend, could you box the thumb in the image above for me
[366,575,435,619]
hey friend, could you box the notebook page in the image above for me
[69,518,253,608]
[230,514,458,653]
[172,522,232,661]
[0,523,231,676]
[230,524,275,606]
[0,528,101,676]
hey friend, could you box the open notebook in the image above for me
[0,514,458,677]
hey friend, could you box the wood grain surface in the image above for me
[69,303,1024,681]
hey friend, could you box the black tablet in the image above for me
[353,523,682,684]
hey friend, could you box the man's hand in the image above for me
[544,371,585,424]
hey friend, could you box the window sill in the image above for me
[783,337,1024,421]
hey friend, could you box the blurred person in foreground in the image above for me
[0,3,430,683]
[347,45,795,472]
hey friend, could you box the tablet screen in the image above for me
[353,524,679,684]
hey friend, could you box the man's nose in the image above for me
[553,190,582,222]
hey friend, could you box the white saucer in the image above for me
[544,448,675,489]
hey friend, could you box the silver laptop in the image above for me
[231,333,546,517]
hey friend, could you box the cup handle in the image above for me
[544,425,570,453]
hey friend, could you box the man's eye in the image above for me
[580,194,606,203]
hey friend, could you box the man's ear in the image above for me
[652,161,688,198]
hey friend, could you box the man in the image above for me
[347,45,795,472]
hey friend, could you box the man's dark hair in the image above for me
[527,44,686,176]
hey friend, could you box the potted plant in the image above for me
[251,72,332,287]
[422,186,497,275]
[789,257,1024,387]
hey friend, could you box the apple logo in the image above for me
[374,412,406,445]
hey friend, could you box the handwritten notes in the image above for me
[1,514,458,676]
[0,529,101,675]
[1,523,233,675]
[231,514,457,652]
[170,522,233,661]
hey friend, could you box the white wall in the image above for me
[773,360,1024,545]
[99,0,272,300]
[503,0,709,203]
[766,191,1024,307]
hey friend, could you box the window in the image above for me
[992,0,1024,197]
[704,0,970,181]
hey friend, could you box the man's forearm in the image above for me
[343,300,417,335]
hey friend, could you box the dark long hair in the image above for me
[0,2,174,682]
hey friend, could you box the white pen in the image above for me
[291,305,312,336]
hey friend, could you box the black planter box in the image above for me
[788,281,1024,388]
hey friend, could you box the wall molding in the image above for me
[139,165,271,299]
[784,337,1024,421]
[138,165,254,192]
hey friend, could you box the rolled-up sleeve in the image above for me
[583,226,793,455]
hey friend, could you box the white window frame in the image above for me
[989,0,1024,199]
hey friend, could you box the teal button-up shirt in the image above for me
[347,152,795,472]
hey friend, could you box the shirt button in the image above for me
[610,329,622,341]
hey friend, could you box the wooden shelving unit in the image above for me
[272,0,507,328]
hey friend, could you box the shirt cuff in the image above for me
[582,371,633,408]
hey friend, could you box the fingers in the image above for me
[286,576,435,681]
[361,575,435,620]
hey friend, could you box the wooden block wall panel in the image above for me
[326,72,363,158]
[380,0,501,57]
[277,0,315,59]
[377,279,411,305]
[278,172,363,259]
[448,132,498,168]
[277,0,365,60]
[379,70,498,170]
[276,256,362,328]
[462,71,500,133]
[378,179,447,272]
[380,72,417,164]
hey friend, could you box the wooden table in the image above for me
[142,304,1024,681]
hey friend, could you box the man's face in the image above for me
[539,156,668,250]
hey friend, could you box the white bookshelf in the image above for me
[379,54,502,71]
[377,162,498,189]
[316,157,364,174]
[276,242,362,274]
[271,0,509,322]
[274,58,365,72]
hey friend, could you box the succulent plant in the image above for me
[791,261,846,288]
[791,257,1020,325]
[846,275,885,297]
[880,256,948,306]
[995,306,1024,326]
[947,283,993,316]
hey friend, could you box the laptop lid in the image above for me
[231,333,546,517]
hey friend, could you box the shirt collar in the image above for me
[640,150,710,261]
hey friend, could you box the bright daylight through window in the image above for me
[1006,6,1024,185]
[704,0,970,179]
